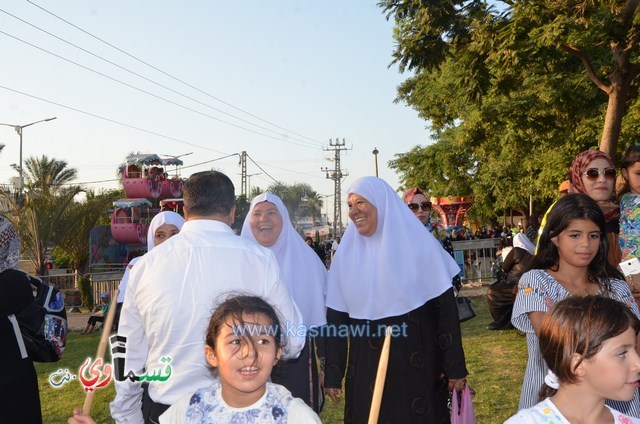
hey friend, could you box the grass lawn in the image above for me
[37,294,526,423]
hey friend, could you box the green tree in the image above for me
[55,189,122,273]
[2,155,82,274]
[255,182,321,228]
[21,155,78,194]
[379,0,640,157]
[379,1,640,219]
[233,194,250,233]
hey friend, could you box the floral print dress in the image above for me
[620,193,640,260]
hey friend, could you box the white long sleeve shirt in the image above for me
[110,219,304,424]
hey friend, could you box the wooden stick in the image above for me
[83,288,119,415]
[368,326,392,424]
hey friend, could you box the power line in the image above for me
[0,8,323,149]
[0,84,229,155]
[0,30,320,150]
[26,0,324,146]
[245,153,280,184]
[0,85,329,184]
[57,154,241,186]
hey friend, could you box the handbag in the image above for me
[456,295,477,323]
[451,386,477,424]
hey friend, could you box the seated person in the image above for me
[81,292,110,335]
[486,233,534,330]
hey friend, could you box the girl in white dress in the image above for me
[159,295,321,423]
[506,295,640,423]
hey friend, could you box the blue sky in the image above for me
[0,1,432,218]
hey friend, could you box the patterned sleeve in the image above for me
[609,279,640,318]
[511,270,552,333]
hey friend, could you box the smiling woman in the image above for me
[241,192,327,413]
[325,176,468,424]
[347,193,378,237]
[249,201,284,248]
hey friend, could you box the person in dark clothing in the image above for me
[325,177,467,424]
[305,236,326,264]
[0,217,42,423]
[487,233,534,330]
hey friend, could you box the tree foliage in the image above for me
[380,0,640,219]
[4,184,82,275]
[56,189,122,273]
[264,182,322,227]
[22,155,78,195]
[1,155,109,275]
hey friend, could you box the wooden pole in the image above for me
[83,288,119,415]
[368,326,392,424]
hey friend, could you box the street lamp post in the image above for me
[372,147,379,177]
[0,117,57,194]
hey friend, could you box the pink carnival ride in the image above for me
[110,198,152,245]
[109,154,185,245]
[119,154,184,199]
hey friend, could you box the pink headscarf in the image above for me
[568,150,616,199]
[403,187,427,203]
[568,149,619,224]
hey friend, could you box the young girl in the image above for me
[158,295,321,423]
[512,193,640,416]
[619,143,640,287]
[506,296,640,423]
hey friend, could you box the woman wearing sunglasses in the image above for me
[404,187,462,291]
[567,149,622,267]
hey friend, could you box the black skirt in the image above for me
[326,288,467,423]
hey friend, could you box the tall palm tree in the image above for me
[2,155,82,274]
[22,155,78,195]
[304,191,323,226]
[264,182,322,229]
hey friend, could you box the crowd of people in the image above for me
[2,143,640,423]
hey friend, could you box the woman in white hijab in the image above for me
[114,211,185,329]
[324,177,468,424]
[241,193,327,412]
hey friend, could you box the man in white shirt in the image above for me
[110,171,304,424]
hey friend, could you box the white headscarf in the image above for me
[241,193,327,327]
[513,233,535,255]
[146,211,185,251]
[118,211,185,303]
[327,177,459,320]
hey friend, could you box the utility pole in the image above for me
[321,138,350,237]
[240,151,247,197]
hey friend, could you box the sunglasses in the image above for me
[407,201,432,212]
[582,168,616,181]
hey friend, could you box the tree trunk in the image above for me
[600,80,628,160]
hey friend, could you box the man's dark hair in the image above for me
[183,171,235,216]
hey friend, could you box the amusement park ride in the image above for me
[110,154,185,247]
[431,196,475,228]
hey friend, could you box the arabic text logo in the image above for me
[48,368,76,388]
[79,357,112,392]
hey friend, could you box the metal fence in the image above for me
[87,272,123,311]
[35,271,123,310]
[451,238,500,285]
